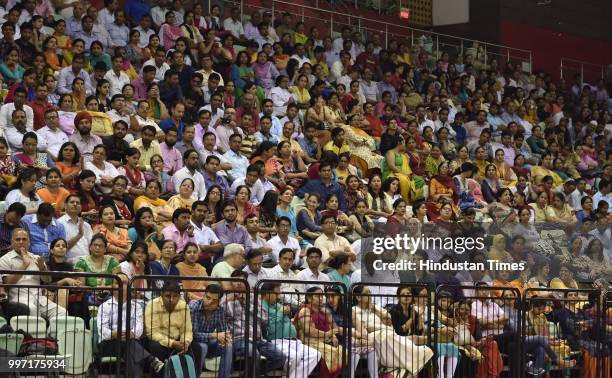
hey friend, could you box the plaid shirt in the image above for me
[188,299,227,343]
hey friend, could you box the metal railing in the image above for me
[222,0,533,72]
[560,57,606,86]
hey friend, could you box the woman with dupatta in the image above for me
[382,136,424,202]
[493,148,517,187]
[294,287,344,377]
[429,161,459,215]
[481,164,503,204]
[352,285,434,375]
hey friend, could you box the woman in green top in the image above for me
[74,234,120,288]
[327,254,352,293]
[88,41,112,71]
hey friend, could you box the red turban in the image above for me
[74,111,92,127]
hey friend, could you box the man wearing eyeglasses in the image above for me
[313,213,356,266]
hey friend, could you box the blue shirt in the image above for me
[188,299,227,343]
[107,23,130,47]
[296,179,347,212]
[159,118,186,141]
[222,150,249,182]
[22,215,66,258]
[450,122,467,146]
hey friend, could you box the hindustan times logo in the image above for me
[372,235,486,255]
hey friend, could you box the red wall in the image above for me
[500,20,612,80]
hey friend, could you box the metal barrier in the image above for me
[603,290,612,378]
[4,268,612,377]
[348,282,434,377]
[253,279,350,377]
[0,270,124,376]
[436,284,521,378]
[222,0,533,72]
[560,57,606,86]
[126,274,252,378]
[522,287,602,378]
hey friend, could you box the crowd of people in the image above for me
[0,0,610,376]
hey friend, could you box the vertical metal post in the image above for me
[560,58,563,80]
[484,44,487,67]
[240,0,244,24]
[435,35,439,59]
[302,7,304,22]
[330,13,334,38]
[529,52,532,73]
[316,0,319,8]
[460,39,463,55]
[507,49,510,64]
[385,24,388,48]
[271,0,275,25]
[411,29,414,47]
[581,64,584,86]
[358,18,361,33]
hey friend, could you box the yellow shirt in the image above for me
[144,297,193,348]
[279,136,305,156]
[290,86,311,106]
[323,141,350,155]
[130,138,162,171]
[530,166,563,186]
[311,58,330,77]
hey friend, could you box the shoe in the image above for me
[152,358,165,373]
[526,361,545,376]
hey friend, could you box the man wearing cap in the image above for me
[70,111,102,162]
[210,243,245,291]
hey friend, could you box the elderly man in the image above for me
[0,228,67,320]
[210,243,245,291]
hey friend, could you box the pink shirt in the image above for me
[159,142,183,175]
[162,224,197,254]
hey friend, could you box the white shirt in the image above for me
[97,297,144,341]
[266,235,302,266]
[104,70,131,97]
[222,17,245,39]
[191,221,219,247]
[289,54,311,69]
[268,265,300,306]
[295,269,330,290]
[58,214,93,265]
[134,26,156,48]
[360,80,379,103]
[150,6,168,27]
[84,161,120,194]
[570,189,586,210]
[97,7,115,28]
[172,167,206,200]
[36,126,69,158]
[243,265,270,289]
[0,103,34,132]
[4,189,41,213]
[141,59,171,82]
[269,87,295,117]
[470,299,505,337]
[592,191,612,213]
[230,177,265,205]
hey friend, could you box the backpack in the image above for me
[18,335,58,356]
[163,354,197,378]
